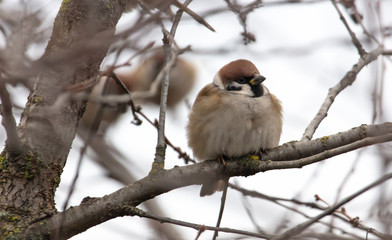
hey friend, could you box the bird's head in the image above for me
[213,59,266,98]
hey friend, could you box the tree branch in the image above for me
[331,0,366,56]
[151,1,191,173]
[232,183,389,239]
[301,46,384,140]
[23,122,392,239]
[273,172,392,240]
[125,205,272,239]
[0,79,21,154]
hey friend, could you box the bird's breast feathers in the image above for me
[187,84,282,160]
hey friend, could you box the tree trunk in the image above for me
[0,0,125,238]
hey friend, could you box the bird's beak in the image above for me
[249,75,266,86]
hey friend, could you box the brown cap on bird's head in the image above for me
[218,59,260,85]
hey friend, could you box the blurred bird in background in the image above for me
[80,51,196,135]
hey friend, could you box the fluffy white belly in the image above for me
[194,94,281,160]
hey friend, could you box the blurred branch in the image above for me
[62,74,106,211]
[330,149,364,230]
[371,53,385,124]
[199,0,330,19]
[126,205,271,239]
[2,10,162,86]
[23,122,392,239]
[224,0,261,44]
[132,0,215,32]
[240,195,268,235]
[170,0,215,32]
[340,0,381,45]
[212,180,229,240]
[232,183,373,239]
[137,109,195,164]
[108,72,143,125]
[383,50,392,56]
[0,78,21,154]
[331,0,366,56]
[84,73,194,164]
[129,46,191,103]
[301,46,384,140]
[274,172,392,240]
[231,183,322,209]
[108,41,155,72]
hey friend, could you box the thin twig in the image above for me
[62,76,107,211]
[93,71,194,164]
[170,0,215,32]
[330,149,363,230]
[350,1,380,45]
[315,194,390,239]
[109,72,143,125]
[126,205,273,239]
[232,184,368,239]
[129,47,189,104]
[234,184,354,237]
[143,112,195,164]
[371,1,386,124]
[150,0,192,174]
[301,46,383,140]
[273,172,392,240]
[109,41,155,73]
[224,0,261,44]
[151,33,171,172]
[240,191,268,235]
[331,0,366,56]
[213,180,229,240]
[231,184,322,209]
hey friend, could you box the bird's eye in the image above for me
[236,78,246,84]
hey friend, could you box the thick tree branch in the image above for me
[301,46,384,140]
[23,122,392,239]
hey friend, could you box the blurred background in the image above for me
[0,0,391,239]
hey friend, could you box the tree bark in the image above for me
[0,0,125,238]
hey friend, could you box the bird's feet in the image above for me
[218,155,227,166]
[258,148,270,158]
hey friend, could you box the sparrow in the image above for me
[80,52,196,134]
[186,59,283,196]
[118,53,196,107]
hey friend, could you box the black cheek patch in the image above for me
[251,85,263,98]
[226,85,242,91]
